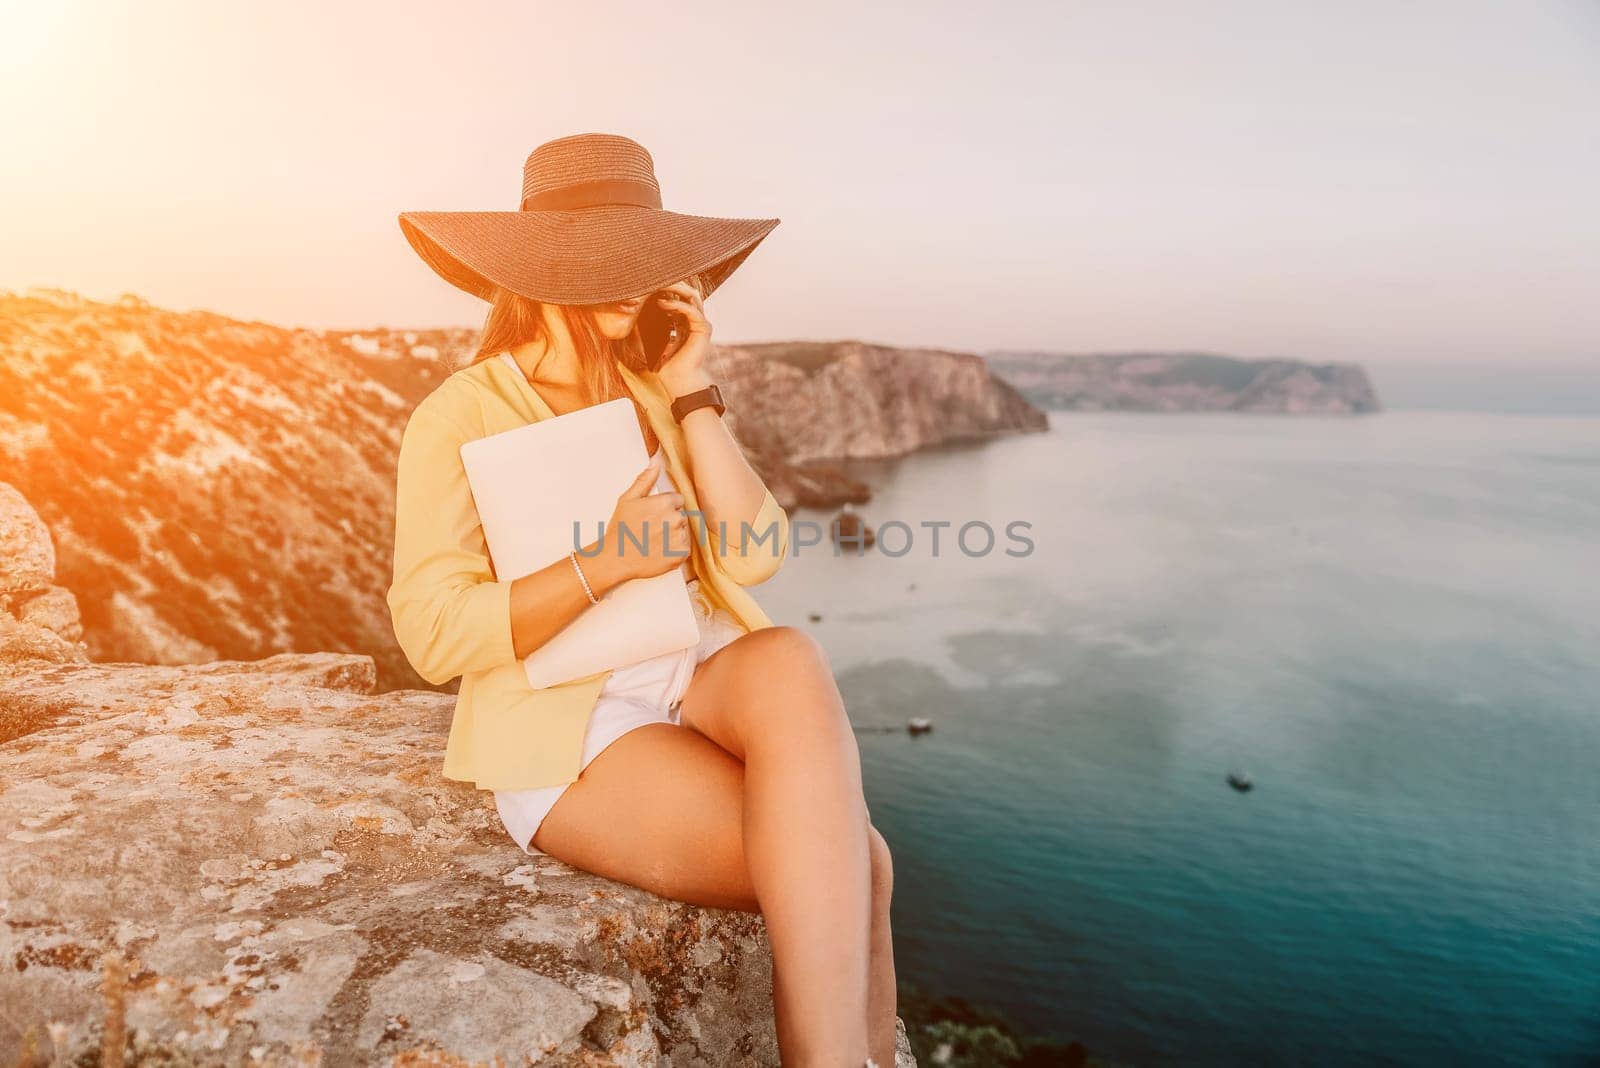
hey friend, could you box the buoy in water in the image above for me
[1227,771,1254,793]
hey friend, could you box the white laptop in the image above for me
[458,378,698,689]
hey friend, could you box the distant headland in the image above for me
[984,351,1381,414]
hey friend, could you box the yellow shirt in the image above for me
[386,350,790,791]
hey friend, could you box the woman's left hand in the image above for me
[652,281,716,396]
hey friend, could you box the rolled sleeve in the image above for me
[386,404,518,685]
[705,486,789,587]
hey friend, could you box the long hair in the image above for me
[469,275,710,414]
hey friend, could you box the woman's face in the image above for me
[588,295,648,340]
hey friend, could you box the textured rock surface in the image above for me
[0,483,58,595]
[986,350,1382,413]
[0,482,89,672]
[0,651,914,1066]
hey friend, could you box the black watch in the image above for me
[670,383,726,424]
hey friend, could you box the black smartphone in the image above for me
[637,291,687,369]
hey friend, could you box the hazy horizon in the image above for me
[4,1,1598,376]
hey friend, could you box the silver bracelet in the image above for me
[569,551,600,605]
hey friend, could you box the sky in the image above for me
[3,0,1598,375]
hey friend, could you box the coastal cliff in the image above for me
[0,289,430,688]
[718,340,1049,463]
[0,289,1045,687]
[0,486,916,1066]
[985,350,1381,414]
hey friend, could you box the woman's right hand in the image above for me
[599,453,691,582]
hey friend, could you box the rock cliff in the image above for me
[0,289,444,689]
[0,483,90,674]
[986,350,1382,414]
[0,489,915,1065]
[717,341,1049,463]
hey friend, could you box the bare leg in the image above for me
[865,824,898,1067]
[531,722,760,910]
[675,625,873,1065]
[531,625,892,1066]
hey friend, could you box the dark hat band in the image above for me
[521,178,663,212]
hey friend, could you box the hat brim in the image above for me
[397,204,780,306]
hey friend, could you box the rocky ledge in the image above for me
[0,651,914,1065]
[0,480,914,1065]
[0,483,91,676]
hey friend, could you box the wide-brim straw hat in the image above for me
[398,132,780,306]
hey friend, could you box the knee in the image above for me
[742,625,835,693]
[867,823,894,906]
[738,626,848,736]
[746,624,831,671]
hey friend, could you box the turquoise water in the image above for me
[758,412,1600,1067]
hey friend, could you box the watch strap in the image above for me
[670,384,726,423]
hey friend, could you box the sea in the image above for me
[757,410,1600,1067]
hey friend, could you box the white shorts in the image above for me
[492,578,747,855]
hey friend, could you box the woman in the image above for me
[387,132,897,1067]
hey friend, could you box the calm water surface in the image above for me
[757,411,1600,1067]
